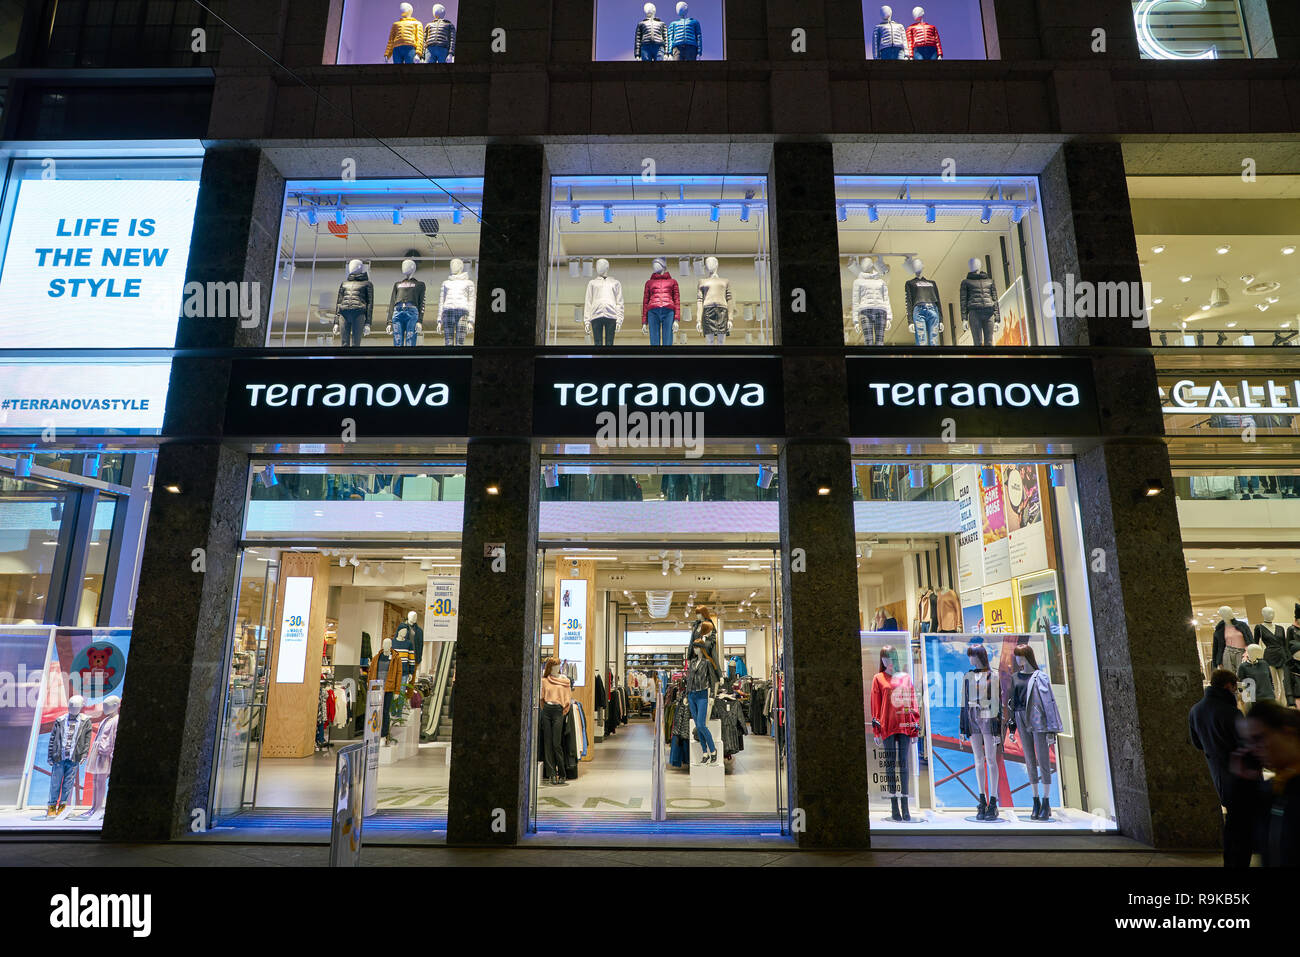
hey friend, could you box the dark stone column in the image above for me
[459,0,554,64]
[103,147,283,841]
[769,141,870,848]
[1041,143,1221,849]
[445,144,548,845]
[988,0,1042,60]
[1035,0,1138,59]
[1262,0,1299,59]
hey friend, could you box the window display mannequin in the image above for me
[424,3,456,62]
[540,657,573,786]
[852,257,892,345]
[335,259,373,348]
[904,259,943,346]
[905,5,942,59]
[634,3,667,61]
[72,695,119,821]
[666,1,702,60]
[959,257,1001,346]
[872,5,907,59]
[438,258,475,346]
[387,258,426,348]
[696,256,733,345]
[384,2,425,63]
[641,257,680,346]
[1007,645,1063,821]
[1254,606,1292,704]
[1212,605,1252,676]
[43,695,92,818]
[584,258,624,346]
[871,645,920,821]
[1288,603,1300,705]
[688,620,720,764]
[917,586,937,632]
[1238,643,1279,704]
[366,637,403,740]
[393,610,424,678]
[936,587,961,633]
[960,643,1002,821]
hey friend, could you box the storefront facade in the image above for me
[8,0,1299,851]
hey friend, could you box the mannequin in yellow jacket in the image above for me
[385,3,425,63]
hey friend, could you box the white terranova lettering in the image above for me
[244,382,451,408]
[866,381,1081,408]
[552,381,765,407]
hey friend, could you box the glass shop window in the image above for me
[594,0,725,61]
[333,1,461,64]
[863,1,989,60]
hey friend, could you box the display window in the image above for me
[269,178,483,349]
[0,155,202,350]
[594,0,724,61]
[862,1,989,60]
[1133,0,1255,60]
[852,460,1116,830]
[1132,175,1299,347]
[529,460,787,830]
[211,462,465,826]
[546,175,771,347]
[835,175,1050,347]
[332,1,461,64]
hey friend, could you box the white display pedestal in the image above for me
[379,710,420,765]
[688,706,725,788]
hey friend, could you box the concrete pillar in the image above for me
[445,144,548,844]
[103,147,283,841]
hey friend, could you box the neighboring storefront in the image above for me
[0,145,203,828]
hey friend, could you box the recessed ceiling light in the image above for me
[1257,304,1270,312]
[1283,246,1296,255]
[1200,304,1211,311]
[1152,244,1166,254]
[1226,321,1237,327]
[1179,275,1192,283]
[1153,298,1163,305]
[1216,244,1231,255]
[1260,565,1268,572]
[1207,565,1215,569]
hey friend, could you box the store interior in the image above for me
[546,175,772,347]
[270,178,483,348]
[836,175,1049,347]
[1132,174,1300,346]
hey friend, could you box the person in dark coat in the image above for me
[1224,700,1300,867]
[1188,669,1242,803]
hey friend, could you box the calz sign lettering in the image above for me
[847,358,1100,438]
[223,357,471,439]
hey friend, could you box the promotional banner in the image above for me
[557,579,588,687]
[363,681,382,816]
[981,581,1015,634]
[0,178,199,348]
[0,361,171,434]
[329,742,366,866]
[860,634,922,808]
[1015,570,1073,731]
[1003,464,1049,576]
[979,467,1011,585]
[954,465,984,592]
[275,577,313,684]
[424,576,459,641]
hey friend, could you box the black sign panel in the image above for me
[847,357,1100,437]
[224,357,472,438]
[533,356,784,439]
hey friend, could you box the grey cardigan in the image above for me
[1020,669,1064,733]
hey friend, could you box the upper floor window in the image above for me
[863,1,989,60]
[36,0,220,68]
[333,0,460,64]
[269,177,483,348]
[1133,0,1256,59]
[594,0,725,61]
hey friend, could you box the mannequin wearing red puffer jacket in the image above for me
[641,258,680,347]
[905,6,942,59]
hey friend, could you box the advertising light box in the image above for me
[0,360,172,434]
[0,178,200,349]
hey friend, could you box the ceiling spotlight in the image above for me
[543,465,560,488]
[817,485,831,496]
[740,203,750,222]
[837,204,847,222]
[1283,246,1296,255]
[980,205,991,224]
[1257,303,1270,312]
[391,208,403,226]
[582,259,594,277]
[1209,280,1229,308]
[925,205,936,224]
[603,205,614,224]
[1179,275,1192,283]
[868,204,879,223]
[656,204,666,224]
[12,454,33,478]
[349,556,360,567]
[452,207,462,225]
[1153,298,1163,305]
[339,556,347,568]
[709,205,720,223]
[362,563,371,576]
[486,484,500,496]
[307,208,318,225]
[1143,479,1164,498]
[1216,244,1231,255]
[258,464,278,488]
[570,206,581,224]
[567,259,580,278]
[1151,244,1166,254]
[163,483,181,494]
[335,209,345,226]
[1260,565,1268,572]
[1010,206,1026,224]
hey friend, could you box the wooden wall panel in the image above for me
[263,551,329,759]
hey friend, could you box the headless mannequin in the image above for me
[908,5,942,60]
[424,3,455,63]
[668,1,702,60]
[584,257,624,346]
[438,258,476,346]
[905,258,943,346]
[873,4,906,59]
[386,259,425,347]
[696,256,733,344]
[1254,606,1291,703]
[852,257,893,345]
[634,2,667,61]
[1238,643,1277,704]
[73,695,120,820]
[335,258,373,347]
[1214,605,1250,674]
[385,2,424,63]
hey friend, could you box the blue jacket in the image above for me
[666,16,702,54]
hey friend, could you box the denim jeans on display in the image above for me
[591,317,616,346]
[674,44,699,60]
[688,689,715,754]
[392,45,418,63]
[883,733,909,796]
[646,307,675,346]
[339,308,366,347]
[878,47,904,59]
[48,758,77,807]
[640,42,663,60]
[968,306,997,346]
[912,302,941,346]
[442,308,468,346]
[426,45,450,62]
[913,46,939,60]
[392,304,420,346]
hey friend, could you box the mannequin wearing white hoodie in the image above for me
[439,259,476,345]
[852,258,893,345]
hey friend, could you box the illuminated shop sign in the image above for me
[0,360,172,434]
[847,358,1100,436]
[1162,378,1300,414]
[1134,0,1249,61]
[0,178,200,348]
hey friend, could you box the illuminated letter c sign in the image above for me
[1135,0,1219,60]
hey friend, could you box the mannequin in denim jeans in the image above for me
[688,620,719,764]
[905,258,943,346]
[386,259,425,347]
